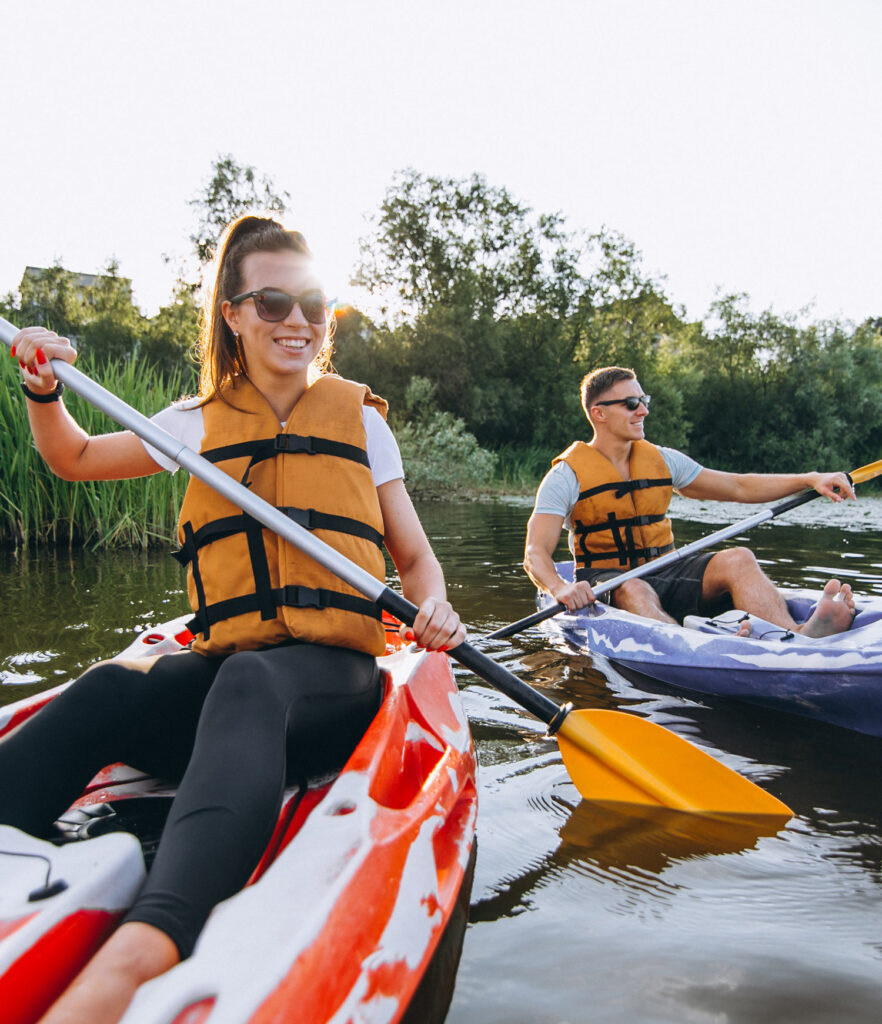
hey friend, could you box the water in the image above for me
[2,497,882,1023]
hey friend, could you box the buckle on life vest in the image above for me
[280,585,327,609]
[284,507,318,530]
[275,434,314,454]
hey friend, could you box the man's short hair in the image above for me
[580,367,636,417]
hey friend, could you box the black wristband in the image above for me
[20,380,65,403]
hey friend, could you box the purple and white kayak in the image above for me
[538,562,882,737]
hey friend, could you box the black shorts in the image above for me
[581,551,734,623]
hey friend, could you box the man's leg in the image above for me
[611,578,678,623]
[701,547,854,638]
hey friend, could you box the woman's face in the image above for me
[222,249,327,381]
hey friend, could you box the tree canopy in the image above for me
[336,169,881,477]
[4,161,880,496]
[189,153,290,265]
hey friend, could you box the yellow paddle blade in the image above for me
[556,709,792,819]
[850,458,882,484]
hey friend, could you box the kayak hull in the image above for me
[0,617,477,1024]
[539,562,882,737]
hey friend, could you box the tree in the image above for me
[17,263,91,338]
[662,294,882,474]
[142,283,201,383]
[352,169,582,322]
[345,170,593,448]
[189,154,290,265]
[78,259,144,364]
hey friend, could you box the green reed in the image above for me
[0,352,193,548]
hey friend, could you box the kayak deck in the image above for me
[539,562,882,736]
[0,616,477,1024]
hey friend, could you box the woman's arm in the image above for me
[378,478,466,651]
[12,327,164,481]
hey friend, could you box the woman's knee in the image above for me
[63,660,145,713]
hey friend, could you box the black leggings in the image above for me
[0,643,381,957]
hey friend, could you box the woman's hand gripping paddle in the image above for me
[488,462,881,641]
[0,316,792,820]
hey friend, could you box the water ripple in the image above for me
[4,504,882,1024]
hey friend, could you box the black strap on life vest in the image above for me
[174,504,384,641]
[576,476,672,503]
[573,510,675,572]
[199,434,370,487]
[176,429,379,640]
[172,507,383,568]
[184,585,382,641]
[571,471,673,571]
[574,542,676,579]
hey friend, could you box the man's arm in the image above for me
[523,513,597,611]
[679,468,855,504]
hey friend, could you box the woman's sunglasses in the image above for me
[229,287,327,325]
[593,394,651,411]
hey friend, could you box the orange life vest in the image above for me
[553,440,675,577]
[174,374,388,657]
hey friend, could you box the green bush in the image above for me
[393,377,497,498]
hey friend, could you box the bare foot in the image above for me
[735,616,752,638]
[39,922,180,1024]
[796,580,856,639]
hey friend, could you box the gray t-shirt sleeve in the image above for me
[533,462,579,524]
[657,446,703,490]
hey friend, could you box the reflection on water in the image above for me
[3,497,882,1023]
[0,547,188,696]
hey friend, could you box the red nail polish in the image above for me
[36,349,47,365]
[19,360,25,369]
[404,629,415,642]
[10,346,15,357]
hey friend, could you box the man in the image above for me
[524,366,856,638]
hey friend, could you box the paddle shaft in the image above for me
[0,317,561,726]
[487,477,847,640]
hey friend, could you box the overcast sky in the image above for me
[2,0,879,325]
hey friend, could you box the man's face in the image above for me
[591,379,649,441]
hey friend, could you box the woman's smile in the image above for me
[274,335,312,350]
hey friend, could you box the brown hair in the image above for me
[580,366,636,418]
[195,215,334,399]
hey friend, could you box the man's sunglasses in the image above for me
[228,287,327,325]
[593,394,651,411]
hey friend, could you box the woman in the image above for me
[5,216,465,1024]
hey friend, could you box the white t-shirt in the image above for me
[532,446,702,549]
[141,397,404,487]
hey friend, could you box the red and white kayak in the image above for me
[0,616,477,1024]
